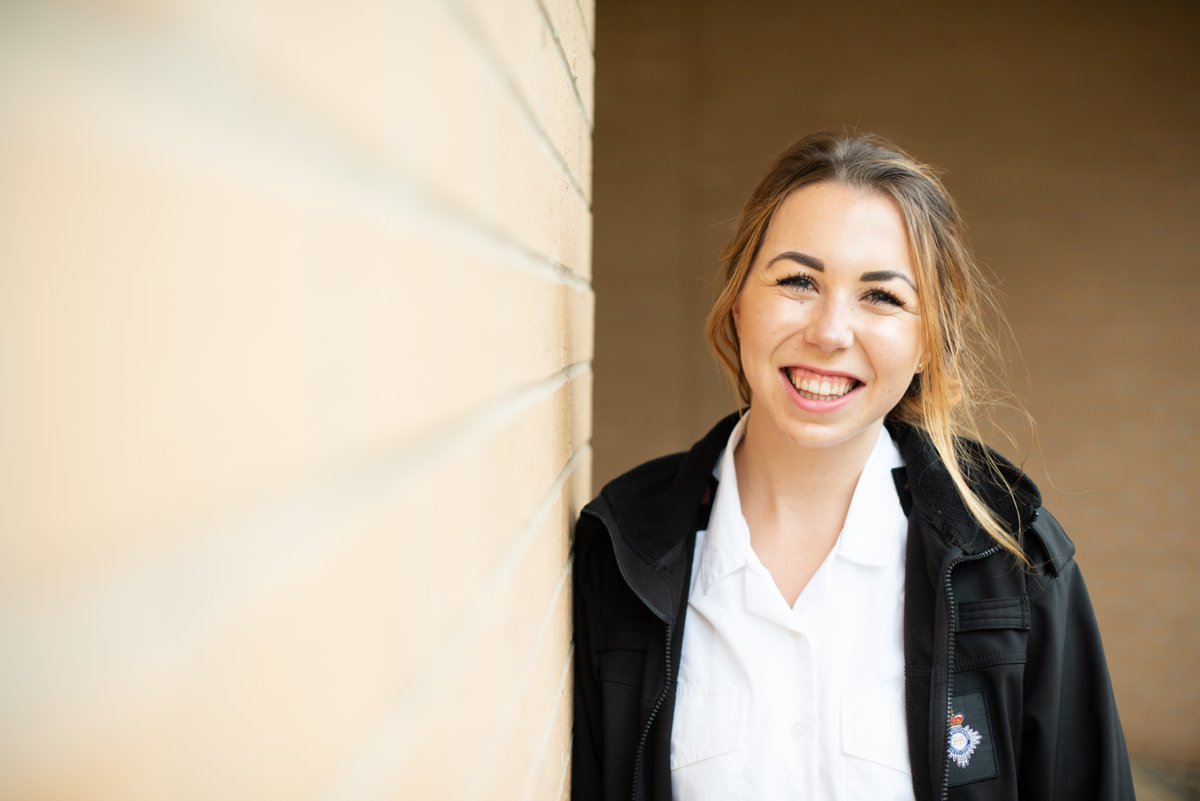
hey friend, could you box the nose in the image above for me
[804,296,855,353]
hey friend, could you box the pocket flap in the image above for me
[956,597,1030,632]
[841,678,912,774]
[669,684,747,769]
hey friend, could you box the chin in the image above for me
[770,411,880,453]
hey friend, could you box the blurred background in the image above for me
[0,0,1195,799]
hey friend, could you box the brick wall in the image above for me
[0,1,594,799]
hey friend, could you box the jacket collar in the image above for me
[585,410,1042,622]
[584,413,737,622]
[885,418,1042,553]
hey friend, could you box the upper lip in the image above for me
[784,364,864,383]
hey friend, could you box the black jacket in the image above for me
[572,413,1133,801]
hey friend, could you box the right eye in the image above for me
[776,273,817,292]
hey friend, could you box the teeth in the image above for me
[789,369,855,399]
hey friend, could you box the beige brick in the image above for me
[0,509,405,801]
[327,467,584,801]
[540,0,596,122]
[162,520,408,801]
[0,3,595,798]
[454,0,593,195]
[559,768,572,801]
[173,0,594,270]
[392,560,572,801]
[473,568,573,801]
[0,52,593,595]
[466,488,585,799]
[0,384,590,801]
[0,722,172,801]
[525,663,573,801]
[388,372,591,688]
[1,2,593,274]
[579,0,595,50]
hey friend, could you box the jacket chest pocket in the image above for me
[598,620,650,688]
[954,597,1030,672]
[670,684,747,801]
[948,598,1028,795]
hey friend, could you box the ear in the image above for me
[732,295,741,331]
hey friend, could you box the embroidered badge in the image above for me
[947,711,983,768]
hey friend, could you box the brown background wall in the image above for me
[593,0,1199,767]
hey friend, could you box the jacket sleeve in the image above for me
[1019,525,1134,800]
[571,514,605,801]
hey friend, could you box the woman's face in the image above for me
[733,181,924,455]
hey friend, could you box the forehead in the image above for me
[760,182,915,277]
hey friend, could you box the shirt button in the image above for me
[791,722,806,738]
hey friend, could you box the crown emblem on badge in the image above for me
[947,710,982,768]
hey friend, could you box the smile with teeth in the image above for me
[785,367,861,400]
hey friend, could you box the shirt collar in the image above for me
[696,412,752,594]
[833,425,907,568]
[697,416,906,593]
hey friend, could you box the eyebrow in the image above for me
[767,251,917,292]
[767,251,825,271]
[860,270,918,292]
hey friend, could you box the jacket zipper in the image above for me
[938,544,999,801]
[631,623,672,801]
[938,506,1040,800]
[582,507,680,801]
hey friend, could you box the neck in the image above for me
[733,413,883,530]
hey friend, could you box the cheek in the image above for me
[877,316,922,353]
[740,318,793,364]
[868,326,922,381]
[746,300,811,338]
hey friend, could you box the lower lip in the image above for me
[780,369,863,413]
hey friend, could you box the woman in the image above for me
[572,131,1133,801]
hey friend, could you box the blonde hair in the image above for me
[704,129,1027,561]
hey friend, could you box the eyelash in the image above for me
[776,274,817,292]
[775,274,906,308]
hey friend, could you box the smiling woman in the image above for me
[572,131,1135,801]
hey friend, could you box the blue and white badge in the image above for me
[947,711,983,768]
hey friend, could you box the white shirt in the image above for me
[670,413,915,801]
